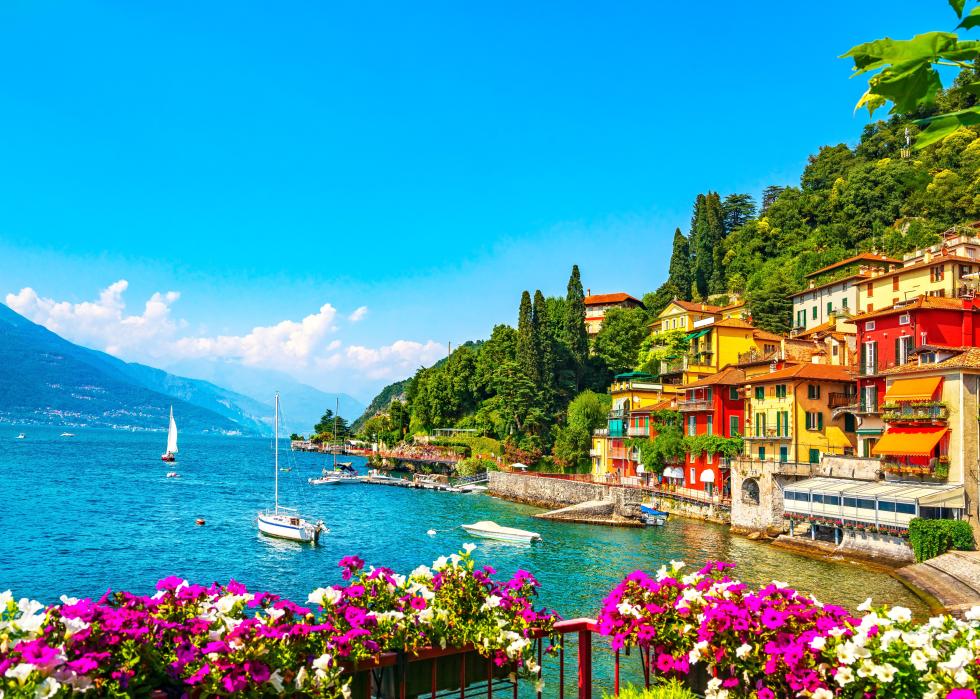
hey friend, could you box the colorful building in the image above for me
[848,296,980,457]
[791,253,899,332]
[677,366,745,497]
[583,292,644,336]
[653,299,721,334]
[741,364,858,466]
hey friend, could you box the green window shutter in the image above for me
[775,412,781,435]
[809,448,820,464]
[779,446,788,463]
[755,386,764,400]
[730,386,738,400]
[783,411,790,436]
[759,447,766,461]
[730,415,739,436]
[817,412,824,430]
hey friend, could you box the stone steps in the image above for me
[897,551,980,613]
[925,551,980,592]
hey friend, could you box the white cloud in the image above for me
[5,281,441,396]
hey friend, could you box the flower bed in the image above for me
[0,547,556,697]
[599,561,980,698]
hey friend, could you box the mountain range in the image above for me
[0,303,361,435]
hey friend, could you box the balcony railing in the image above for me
[608,448,628,460]
[881,403,949,423]
[735,459,815,478]
[743,427,791,440]
[608,408,626,419]
[659,357,687,375]
[677,398,712,411]
[828,392,857,408]
[688,351,714,366]
[627,425,650,437]
[593,428,609,437]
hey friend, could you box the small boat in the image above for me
[161,406,178,462]
[257,393,326,544]
[16,433,25,440]
[166,472,180,478]
[640,503,669,526]
[461,521,541,543]
[60,432,74,438]
[309,466,359,485]
[280,467,292,472]
[360,468,399,482]
[458,484,488,493]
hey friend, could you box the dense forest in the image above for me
[356,67,980,466]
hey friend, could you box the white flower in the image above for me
[809,636,826,651]
[268,670,284,692]
[433,556,449,570]
[857,597,874,612]
[308,587,342,606]
[834,666,854,686]
[910,649,929,671]
[62,616,90,638]
[965,606,980,621]
[886,606,912,623]
[872,663,897,683]
[0,590,13,609]
[836,644,857,665]
[812,689,833,699]
[939,645,973,671]
[410,565,433,579]
[534,679,545,693]
[312,653,333,679]
[294,666,308,688]
[483,595,503,612]
[463,543,476,554]
[214,593,250,615]
[688,641,708,665]
[735,643,752,659]
[58,595,78,606]
[35,677,60,698]
[525,658,539,674]
[5,663,34,684]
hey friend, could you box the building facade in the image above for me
[791,253,899,332]
[678,366,745,496]
[584,292,644,336]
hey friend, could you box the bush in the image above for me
[455,457,498,477]
[908,518,976,562]
[603,680,696,699]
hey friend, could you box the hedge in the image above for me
[908,517,976,562]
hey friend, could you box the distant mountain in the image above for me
[164,359,363,436]
[0,303,266,434]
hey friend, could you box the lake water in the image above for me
[0,426,928,621]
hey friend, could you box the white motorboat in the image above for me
[640,503,669,526]
[60,432,74,438]
[458,484,488,493]
[166,472,180,478]
[257,393,326,544]
[360,468,399,482]
[461,521,541,543]
[161,406,178,462]
[16,433,25,440]
[308,469,359,485]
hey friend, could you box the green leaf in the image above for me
[842,32,960,74]
[914,105,980,147]
[959,6,980,28]
[871,60,943,113]
[950,0,967,18]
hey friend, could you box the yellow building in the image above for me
[654,300,721,334]
[659,317,783,386]
[742,364,857,465]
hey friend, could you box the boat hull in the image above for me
[161,453,176,462]
[257,514,320,544]
[461,525,540,543]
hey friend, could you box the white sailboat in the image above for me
[308,398,358,485]
[161,406,178,462]
[257,393,325,544]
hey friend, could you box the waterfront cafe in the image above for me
[782,476,965,540]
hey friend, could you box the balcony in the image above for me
[687,351,715,367]
[608,447,631,460]
[608,408,626,419]
[738,348,779,364]
[593,428,609,437]
[881,402,949,424]
[588,448,602,457]
[827,392,857,409]
[743,427,792,440]
[627,425,650,437]
[677,398,712,411]
[659,357,687,375]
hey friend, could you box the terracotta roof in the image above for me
[665,299,721,314]
[884,347,980,374]
[742,363,854,384]
[683,365,745,388]
[850,295,973,322]
[790,271,873,298]
[804,253,901,279]
[753,328,785,342]
[584,292,643,306]
[856,254,978,284]
[716,300,747,312]
[713,318,753,329]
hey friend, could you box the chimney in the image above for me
[587,288,591,297]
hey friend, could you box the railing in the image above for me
[627,425,650,437]
[659,357,686,375]
[738,349,779,363]
[677,398,711,411]
[593,428,609,437]
[608,408,626,419]
[827,392,856,408]
[687,351,714,367]
[513,471,731,506]
[881,404,949,422]
[588,448,602,457]
[743,428,791,440]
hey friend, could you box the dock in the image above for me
[358,471,488,494]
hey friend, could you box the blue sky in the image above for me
[0,1,959,400]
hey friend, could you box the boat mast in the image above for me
[274,392,279,513]
[333,397,339,468]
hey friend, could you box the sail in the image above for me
[167,407,178,454]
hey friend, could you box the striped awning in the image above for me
[883,376,942,402]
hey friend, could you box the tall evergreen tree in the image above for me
[690,192,727,298]
[532,290,556,411]
[562,265,590,390]
[760,185,785,215]
[721,193,757,233]
[516,290,539,386]
[666,229,691,301]
[706,192,728,295]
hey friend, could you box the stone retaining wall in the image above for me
[488,471,644,519]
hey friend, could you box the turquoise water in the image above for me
[0,426,928,621]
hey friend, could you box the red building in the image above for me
[851,296,980,456]
[677,366,745,497]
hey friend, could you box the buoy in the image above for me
[427,529,437,537]
[195,518,205,526]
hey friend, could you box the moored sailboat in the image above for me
[161,406,178,462]
[257,393,325,544]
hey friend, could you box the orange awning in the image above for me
[872,427,948,456]
[883,376,942,402]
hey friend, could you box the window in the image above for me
[797,309,805,327]
[779,446,788,463]
[893,277,900,292]
[758,447,766,461]
[842,297,848,309]
[866,321,876,331]
[688,415,696,436]
[756,413,767,435]
[811,306,817,320]
[806,412,824,430]
[690,453,695,463]
[775,411,781,436]
[896,502,916,515]
[729,387,739,400]
[824,495,841,506]
[729,415,740,436]
[775,384,787,398]
[706,415,713,436]
[705,387,713,400]
[807,384,821,399]
[878,500,896,513]
[832,344,839,357]
[690,468,695,482]
[826,301,833,316]
[896,335,914,365]
[812,493,824,504]
[899,313,910,326]
[862,341,878,374]
[809,448,820,464]
[755,386,764,400]
[844,413,856,432]
[707,452,713,464]
[781,411,790,436]
[856,498,876,510]
[866,281,874,297]
[932,265,945,282]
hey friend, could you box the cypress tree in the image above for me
[516,290,539,386]
[533,289,556,410]
[690,192,728,298]
[667,228,692,301]
[562,265,590,389]
[706,192,728,295]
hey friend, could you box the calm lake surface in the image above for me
[0,426,928,621]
